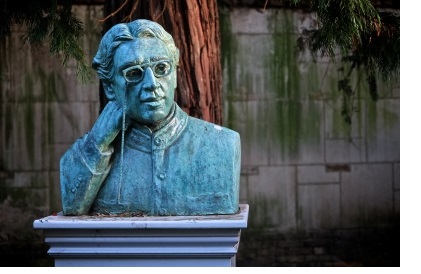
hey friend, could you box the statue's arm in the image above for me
[60,101,125,215]
[60,133,113,215]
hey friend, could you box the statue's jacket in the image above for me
[60,104,241,216]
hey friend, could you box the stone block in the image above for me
[394,163,400,190]
[51,102,98,144]
[341,164,394,228]
[60,74,100,103]
[366,99,399,162]
[30,188,50,209]
[391,85,400,98]
[49,144,72,171]
[241,166,259,176]
[222,36,276,103]
[14,172,49,188]
[223,101,270,169]
[229,8,272,34]
[6,103,49,170]
[325,138,366,163]
[239,175,248,204]
[324,92,367,140]
[228,8,312,35]
[49,171,62,213]
[297,184,340,229]
[1,12,102,104]
[298,56,342,96]
[248,166,296,230]
[2,32,72,103]
[268,100,325,165]
[297,165,339,184]
[11,172,30,188]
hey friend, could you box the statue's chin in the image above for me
[130,112,168,128]
[128,102,174,129]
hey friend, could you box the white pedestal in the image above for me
[33,204,249,267]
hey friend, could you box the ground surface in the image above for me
[0,227,399,267]
[236,227,400,267]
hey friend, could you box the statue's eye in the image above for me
[154,62,171,77]
[125,68,143,82]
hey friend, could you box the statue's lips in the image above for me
[140,97,165,108]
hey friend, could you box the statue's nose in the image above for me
[142,67,160,92]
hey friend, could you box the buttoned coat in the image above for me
[60,104,241,216]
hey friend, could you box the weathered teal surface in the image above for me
[60,19,241,216]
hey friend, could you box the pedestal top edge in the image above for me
[33,204,249,230]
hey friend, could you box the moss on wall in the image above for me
[219,7,238,130]
[220,9,323,159]
[219,8,399,232]
[248,194,282,229]
[23,74,36,164]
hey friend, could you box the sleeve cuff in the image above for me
[78,133,114,174]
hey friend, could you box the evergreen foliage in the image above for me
[1,0,399,124]
[290,0,400,124]
[0,0,92,82]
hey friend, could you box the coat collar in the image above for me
[124,103,188,152]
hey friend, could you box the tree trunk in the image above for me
[100,0,222,125]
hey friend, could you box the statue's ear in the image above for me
[102,82,116,100]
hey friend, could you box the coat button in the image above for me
[154,138,162,146]
[158,173,166,180]
[76,176,82,187]
[71,188,76,193]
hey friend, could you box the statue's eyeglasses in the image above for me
[122,60,173,83]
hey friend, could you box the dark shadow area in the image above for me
[237,225,400,267]
[0,242,53,267]
[0,225,399,267]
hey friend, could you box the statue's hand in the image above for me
[90,101,129,151]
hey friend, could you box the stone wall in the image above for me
[0,6,103,220]
[0,6,399,235]
[220,8,400,231]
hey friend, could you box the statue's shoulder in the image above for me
[186,115,240,140]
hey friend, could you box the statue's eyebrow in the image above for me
[119,61,139,71]
[149,55,170,62]
[119,56,170,71]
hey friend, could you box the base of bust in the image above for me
[33,204,249,267]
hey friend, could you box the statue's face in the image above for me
[110,38,176,125]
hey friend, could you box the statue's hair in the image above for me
[92,19,180,83]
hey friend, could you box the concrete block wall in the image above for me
[0,6,103,214]
[220,8,400,231]
[0,6,399,235]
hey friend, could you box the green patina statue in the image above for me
[60,19,241,216]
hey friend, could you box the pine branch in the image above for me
[1,0,93,83]
[290,0,400,125]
